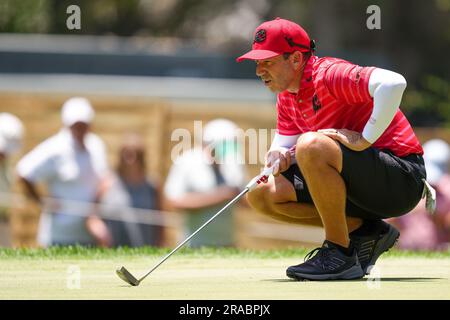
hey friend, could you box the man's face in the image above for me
[255,53,302,93]
[69,122,90,145]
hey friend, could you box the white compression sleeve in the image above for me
[362,68,407,144]
[269,132,300,151]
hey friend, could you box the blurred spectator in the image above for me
[0,113,24,199]
[390,139,450,250]
[101,133,163,247]
[164,119,246,247]
[16,97,112,247]
[0,113,24,246]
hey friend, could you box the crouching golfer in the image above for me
[237,18,427,280]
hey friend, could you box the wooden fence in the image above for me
[2,92,449,248]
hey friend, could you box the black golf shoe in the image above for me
[350,220,400,275]
[286,240,364,281]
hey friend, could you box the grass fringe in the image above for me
[0,245,449,260]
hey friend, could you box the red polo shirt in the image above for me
[276,55,423,157]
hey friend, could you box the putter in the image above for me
[116,158,285,286]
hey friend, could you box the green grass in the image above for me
[0,246,449,299]
[0,245,449,260]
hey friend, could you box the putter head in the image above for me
[116,266,140,286]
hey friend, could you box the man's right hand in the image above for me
[86,214,113,248]
[265,148,292,177]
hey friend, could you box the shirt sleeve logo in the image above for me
[254,29,266,43]
[355,67,363,83]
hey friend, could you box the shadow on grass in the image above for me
[372,277,444,282]
[262,277,444,283]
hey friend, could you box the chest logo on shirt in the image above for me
[254,29,266,43]
[312,94,322,113]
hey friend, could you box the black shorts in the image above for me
[281,143,426,220]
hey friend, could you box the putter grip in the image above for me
[245,159,280,191]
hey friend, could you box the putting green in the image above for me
[0,247,449,299]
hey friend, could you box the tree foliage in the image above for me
[0,0,449,126]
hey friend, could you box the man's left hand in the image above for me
[318,128,372,151]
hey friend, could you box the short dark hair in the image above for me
[282,52,292,60]
[283,51,312,62]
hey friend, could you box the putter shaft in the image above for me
[140,188,249,281]
[117,188,249,285]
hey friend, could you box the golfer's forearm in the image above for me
[270,133,300,151]
[363,68,407,143]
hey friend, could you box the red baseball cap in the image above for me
[236,17,313,62]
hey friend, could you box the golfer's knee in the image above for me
[296,132,339,166]
[246,183,272,212]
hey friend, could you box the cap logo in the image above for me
[254,29,266,43]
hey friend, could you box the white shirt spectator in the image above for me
[17,128,109,246]
[164,147,245,247]
[0,113,24,195]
